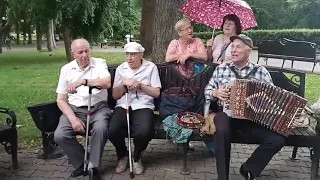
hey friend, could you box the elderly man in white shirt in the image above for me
[108,42,161,175]
[54,38,111,179]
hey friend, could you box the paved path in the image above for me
[0,140,316,180]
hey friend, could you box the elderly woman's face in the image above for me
[126,52,143,69]
[223,19,236,35]
[178,22,194,40]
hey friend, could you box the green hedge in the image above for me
[193,29,320,46]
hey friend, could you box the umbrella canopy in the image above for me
[179,0,257,30]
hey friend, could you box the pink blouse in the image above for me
[166,38,206,54]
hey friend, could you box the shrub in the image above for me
[193,29,320,46]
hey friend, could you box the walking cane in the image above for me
[84,86,100,180]
[124,86,134,179]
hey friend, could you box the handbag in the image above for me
[159,89,205,119]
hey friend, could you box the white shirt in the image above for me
[113,59,161,110]
[56,57,111,107]
[212,34,232,61]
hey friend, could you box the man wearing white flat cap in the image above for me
[108,42,162,175]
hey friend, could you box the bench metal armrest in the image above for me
[0,107,17,128]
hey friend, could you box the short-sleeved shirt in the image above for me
[113,59,161,110]
[166,37,206,54]
[56,57,111,107]
[211,34,232,61]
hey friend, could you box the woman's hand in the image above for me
[207,39,213,47]
[177,53,190,65]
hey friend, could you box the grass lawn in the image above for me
[0,50,319,150]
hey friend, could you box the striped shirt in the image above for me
[204,62,273,101]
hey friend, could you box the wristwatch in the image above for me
[84,79,88,86]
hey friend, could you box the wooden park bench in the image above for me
[0,107,18,169]
[27,63,320,180]
[257,38,320,72]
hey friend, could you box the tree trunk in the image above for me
[36,23,42,50]
[51,20,56,49]
[28,23,32,44]
[46,20,53,52]
[23,32,26,45]
[151,0,185,63]
[62,18,72,62]
[0,32,3,54]
[15,22,20,45]
[139,0,156,60]
[22,22,27,45]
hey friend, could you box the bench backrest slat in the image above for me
[283,38,317,58]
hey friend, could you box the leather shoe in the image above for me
[70,164,87,178]
[90,168,102,180]
[240,164,257,180]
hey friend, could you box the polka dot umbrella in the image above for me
[179,0,258,30]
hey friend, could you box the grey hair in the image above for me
[71,38,90,52]
[174,18,191,32]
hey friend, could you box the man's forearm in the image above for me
[57,100,76,122]
[112,84,126,100]
[86,77,111,89]
[140,84,160,98]
[204,88,217,101]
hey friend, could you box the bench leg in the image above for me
[312,62,316,73]
[180,142,191,175]
[310,147,320,180]
[265,58,268,65]
[290,146,299,160]
[10,129,18,170]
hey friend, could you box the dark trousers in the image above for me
[214,112,286,180]
[108,107,154,162]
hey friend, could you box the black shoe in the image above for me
[90,168,102,180]
[240,164,257,180]
[71,164,88,178]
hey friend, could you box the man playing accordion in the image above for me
[204,34,305,180]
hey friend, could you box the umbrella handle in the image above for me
[211,28,215,40]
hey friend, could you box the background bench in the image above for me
[0,107,18,169]
[27,63,320,180]
[257,38,320,72]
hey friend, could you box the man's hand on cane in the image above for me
[122,78,141,90]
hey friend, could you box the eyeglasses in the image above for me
[179,26,193,31]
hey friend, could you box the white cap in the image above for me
[124,42,145,53]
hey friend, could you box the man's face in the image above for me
[73,44,91,68]
[231,39,251,63]
[126,52,143,68]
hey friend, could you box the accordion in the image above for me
[223,79,308,136]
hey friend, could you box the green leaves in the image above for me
[248,0,320,29]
